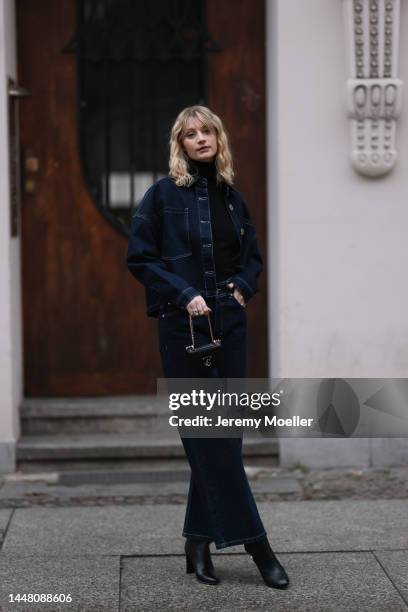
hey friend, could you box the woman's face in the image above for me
[181,116,218,163]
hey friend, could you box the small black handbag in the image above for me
[185,313,221,368]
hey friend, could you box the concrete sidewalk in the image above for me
[0,493,408,611]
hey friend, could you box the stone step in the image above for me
[5,465,295,488]
[20,396,169,435]
[16,433,280,462]
[16,454,279,474]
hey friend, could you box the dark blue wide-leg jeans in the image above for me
[157,282,267,550]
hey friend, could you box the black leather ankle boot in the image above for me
[245,537,289,589]
[185,538,220,585]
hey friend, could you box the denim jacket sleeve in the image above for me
[126,184,201,308]
[227,198,263,304]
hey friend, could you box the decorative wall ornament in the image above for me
[343,0,403,176]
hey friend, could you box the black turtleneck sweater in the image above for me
[190,158,240,281]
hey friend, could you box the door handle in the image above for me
[8,83,30,98]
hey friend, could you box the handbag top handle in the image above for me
[188,313,217,349]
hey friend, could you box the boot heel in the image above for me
[186,553,194,574]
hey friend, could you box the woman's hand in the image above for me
[227,282,246,307]
[186,295,212,316]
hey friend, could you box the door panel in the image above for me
[207,0,268,377]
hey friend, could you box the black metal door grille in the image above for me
[63,0,220,236]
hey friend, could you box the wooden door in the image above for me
[17,0,267,396]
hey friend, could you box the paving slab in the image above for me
[1,506,184,556]
[1,499,408,557]
[267,498,408,551]
[120,552,408,612]
[0,510,12,547]
[0,510,12,530]
[374,550,408,603]
[0,555,119,612]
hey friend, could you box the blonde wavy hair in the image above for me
[169,105,234,187]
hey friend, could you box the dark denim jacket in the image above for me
[126,170,263,318]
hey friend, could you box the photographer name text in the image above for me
[169,415,314,428]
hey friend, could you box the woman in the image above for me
[126,105,289,589]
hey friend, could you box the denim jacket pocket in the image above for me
[161,208,192,260]
[228,293,246,309]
